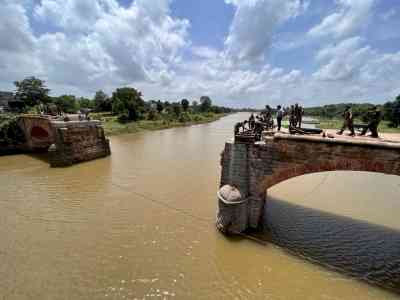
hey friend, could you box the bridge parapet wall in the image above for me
[218,134,400,233]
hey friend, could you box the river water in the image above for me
[1,113,400,300]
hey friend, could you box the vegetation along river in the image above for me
[1,113,400,300]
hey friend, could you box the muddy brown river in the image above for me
[1,113,400,299]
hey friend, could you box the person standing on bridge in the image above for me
[276,105,283,131]
[359,106,382,138]
[289,105,297,128]
[296,105,304,128]
[249,113,255,130]
[337,105,355,136]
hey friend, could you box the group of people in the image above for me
[234,103,382,141]
[234,106,273,141]
[337,105,382,138]
[275,103,304,131]
[37,102,91,122]
[234,104,301,141]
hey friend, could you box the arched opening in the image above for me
[266,171,400,228]
[263,171,400,292]
[31,126,49,140]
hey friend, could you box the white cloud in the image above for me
[313,36,373,81]
[0,3,42,83]
[0,3,36,53]
[192,46,219,59]
[0,0,399,108]
[0,0,189,94]
[310,37,400,103]
[224,0,308,65]
[308,0,375,39]
[34,0,107,32]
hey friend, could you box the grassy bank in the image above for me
[313,117,400,133]
[281,117,400,133]
[91,112,229,136]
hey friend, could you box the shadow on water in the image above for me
[263,197,400,293]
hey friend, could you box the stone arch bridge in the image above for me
[217,133,400,234]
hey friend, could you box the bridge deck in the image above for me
[264,132,400,150]
[271,128,400,148]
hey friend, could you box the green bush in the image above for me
[0,115,25,146]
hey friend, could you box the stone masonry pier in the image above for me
[217,133,400,234]
[48,120,111,167]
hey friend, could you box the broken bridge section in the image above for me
[218,133,400,234]
[16,115,111,167]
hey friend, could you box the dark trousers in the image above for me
[360,121,379,137]
[339,120,355,135]
[277,117,282,131]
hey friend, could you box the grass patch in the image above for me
[314,117,400,133]
[90,112,229,136]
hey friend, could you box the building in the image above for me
[0,91,14,110]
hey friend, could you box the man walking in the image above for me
[337,105,355,136]
[359,106,381,138]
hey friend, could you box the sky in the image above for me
[0,0,399,108]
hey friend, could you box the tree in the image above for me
[111,87,145,121]
[156,101,164,114]
[172,103,181,117]
[383,95,400,128]
[54,95,79,113]
[111,97,125,115]
[94,90,112,112]
[200,96,212,112]
[78,97,94,109]
[192,100,198,112]
[395,96,400,127]
[14,76,50,107]
[181,99,189,112]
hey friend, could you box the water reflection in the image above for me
[265,197,400,292]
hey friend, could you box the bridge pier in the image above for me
[217,134,400,235]
[48,121,111,167]
[218,142,266,234]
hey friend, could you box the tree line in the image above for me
[10,76,234,121]
[304,96,400,128]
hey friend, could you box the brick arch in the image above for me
[17,115,55,150]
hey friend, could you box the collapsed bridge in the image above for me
[15,115,111,167]
[217,132,400,234]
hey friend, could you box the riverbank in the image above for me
[91,112,230,136]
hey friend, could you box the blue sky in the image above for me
[0,0,399,108]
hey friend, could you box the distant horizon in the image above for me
[0,85,394,110]
[1,0,399,108]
